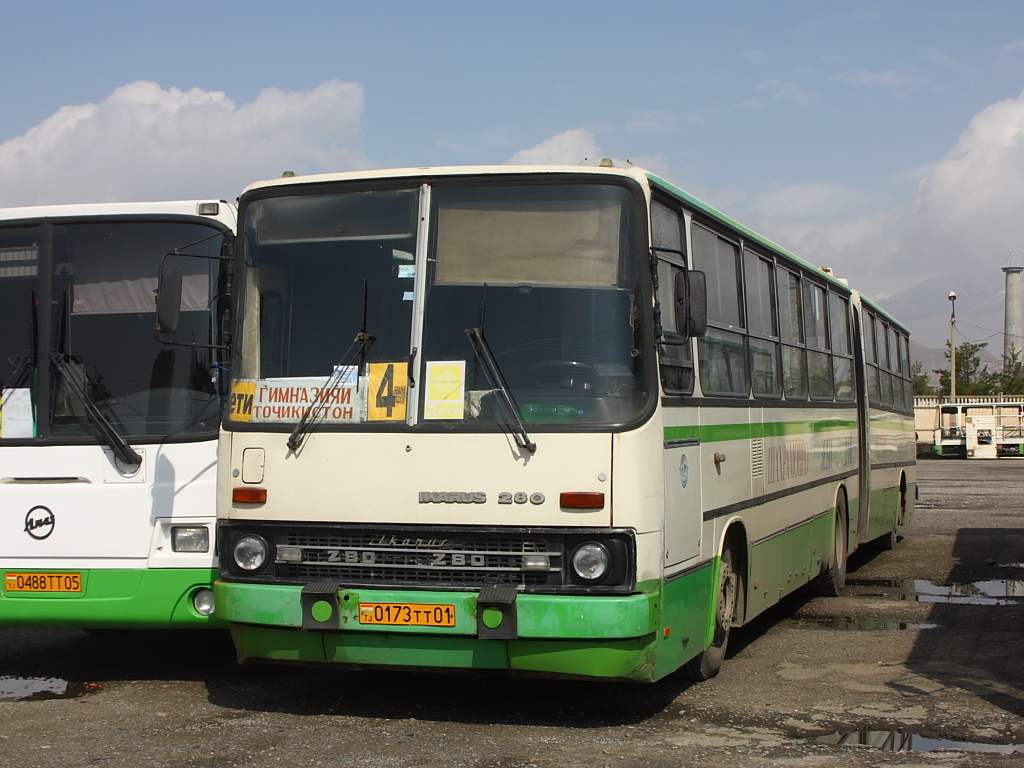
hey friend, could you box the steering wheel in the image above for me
[523,360,599,390]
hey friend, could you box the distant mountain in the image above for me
[876,272,1009,353]
[910,339,1001,387]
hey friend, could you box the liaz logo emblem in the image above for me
[25,506,55,540]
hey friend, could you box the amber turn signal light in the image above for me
[232,487,267,504]
[559,492,605,509]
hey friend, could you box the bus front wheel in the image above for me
[683,543,740,681]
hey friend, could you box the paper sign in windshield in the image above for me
[238,378,359,424]
[367,363,407,421]
[0,388,34,438]
[424,361,466,420]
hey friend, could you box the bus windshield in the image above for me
[237,181,647,429]
[47,221,226,439]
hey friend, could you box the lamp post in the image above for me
[948,291,957,402]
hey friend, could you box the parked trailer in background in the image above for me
[179,165,914,681]
[0,201,235,628]
[914,396,1024,458]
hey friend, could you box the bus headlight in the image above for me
[192,588,216,616]
[172,526,210,553]
[233,535,269,572]
[571,542,610,581]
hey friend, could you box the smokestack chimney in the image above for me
[1003,251,1023,366]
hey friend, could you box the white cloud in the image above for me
[0,80,369,206]
[624,111,676,133]
[748,182,887,222]
[833,69,923,89]
[505,128,600,165]
[902,87,1024,280]
[756,79,814,105]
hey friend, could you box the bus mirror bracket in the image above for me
[154,241,234,350]
[675,269,708,338]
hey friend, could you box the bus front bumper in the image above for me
[215,581,662,680]
[0,568,225,628]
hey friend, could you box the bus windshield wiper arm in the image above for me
[465,327,536,453]
[288,280,375,453]
[286,330,374,452]
[48,350,141,466]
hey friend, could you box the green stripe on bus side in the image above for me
[870,416,917,433]
[664,418,858,444]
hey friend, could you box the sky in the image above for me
[3,1,1024,350]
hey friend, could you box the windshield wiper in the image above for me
[287,280,375,452]
[48,350,141,466]
[465,327,536,454]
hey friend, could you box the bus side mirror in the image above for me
[675,269,707,337]
[156,265,182,334]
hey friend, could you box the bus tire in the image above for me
[682,543,740,682]
[812,492,847,597]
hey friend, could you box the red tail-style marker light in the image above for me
[560,492,605,509]
[233,487,267,504]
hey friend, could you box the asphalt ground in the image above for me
[2,457,1024,767]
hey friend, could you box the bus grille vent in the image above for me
[276,530,563,590]
[751,438,764,477]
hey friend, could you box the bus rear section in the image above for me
[0,201,235,628]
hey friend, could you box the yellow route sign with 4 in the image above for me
[367,362,407,421]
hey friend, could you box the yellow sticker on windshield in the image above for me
[367,363,407,421]
[424,361,465,420]
[229,381,255,422]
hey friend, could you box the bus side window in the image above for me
[693,224,747,395]
[802,280,832,400]
[744,249,780,398]
[864,310,881,405]
[829,292,854,401]
[777,268,806,399]
[651,201,693,395]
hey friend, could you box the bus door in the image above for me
[852,307,870,545]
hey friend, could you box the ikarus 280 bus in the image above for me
[0,200,235,628]
[205,165,915,681]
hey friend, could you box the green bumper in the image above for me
[216,581,666,681]
[0,568,225,628]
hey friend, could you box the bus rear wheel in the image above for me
[683,544,740,681]
[812,493,847,597]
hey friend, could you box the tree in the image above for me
[933,340,995,396]
[911,360,936,396]
[994,347,1024,395]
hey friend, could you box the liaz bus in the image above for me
[196,164,915,681]
[0,201,235,629]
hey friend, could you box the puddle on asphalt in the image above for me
[816,729,1023,754]
[0,676,98,701]
[796,616,942,631]
[845,578,1024,605]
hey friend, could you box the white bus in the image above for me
[201,165,915,680]
[0,201,235,629]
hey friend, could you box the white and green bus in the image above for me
[0,201,235,629]
[199,164,915,681]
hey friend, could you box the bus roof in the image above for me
[0,200,237,229]
[239,164,652,195]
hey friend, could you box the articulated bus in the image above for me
[0,201,235,629]
[192,164,915,681]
